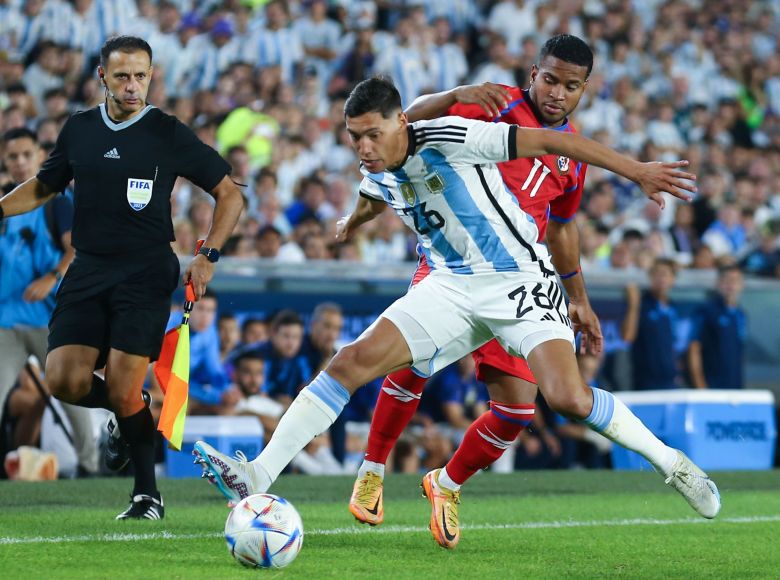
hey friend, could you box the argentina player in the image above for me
[194,77,720,524]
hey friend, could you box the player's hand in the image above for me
[452,83,512,119]
[568,299,603,355]
[335,214,353,243]
[634,160,697,209]
[184,254,214,300]
[23,274,57,303]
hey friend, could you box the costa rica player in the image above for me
[348,35,605,546]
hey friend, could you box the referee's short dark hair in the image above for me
[539,34,594,77]
[100,36,153,68]
[3,127,38,144]
[344,76,402,119]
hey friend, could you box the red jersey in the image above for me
[447,86,587,241]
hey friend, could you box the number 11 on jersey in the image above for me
[521,158,551,198]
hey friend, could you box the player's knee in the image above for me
[108,389,145,417]
[327,343,374,388]
[544,380,591,420]
[45,362,91,402]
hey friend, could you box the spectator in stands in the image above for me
[232,310,310,408]
[425,16,468,93]
[300,302,345,461]
[217,312,240,363]
[295,0,341,87]
[245,0,303,85]
[22,42,64,114]
[285,175,334,227]
[741,220,780,278]
[223,352,283,442]
[328,21,375,98]
[255,224,284,260]
[0,361,48,478]
[239,317,268,347]
[622,258,681,390]
[373,16,428,107]
[688,265,747,389]
[0,127,96,476]
[702,202,749,259]
[666,202,699,264]
[184,290,230,414]
[300,302,343,377]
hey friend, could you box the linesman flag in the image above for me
[154,240,203,450]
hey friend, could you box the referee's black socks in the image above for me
[74,374,112,410]
[117,406,158,497]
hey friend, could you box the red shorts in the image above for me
[471,339,536,383]
[410,257,537,384]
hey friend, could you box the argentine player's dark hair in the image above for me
[3,127,38,144]
[344,76,402,119]
[539,34,593,77]
[100,36,153,67]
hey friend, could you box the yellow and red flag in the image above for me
[154,240,203,451]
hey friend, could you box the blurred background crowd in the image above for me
[1,0,778,479]
[1,0,780,274]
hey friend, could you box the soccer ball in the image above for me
[225,493,304,569]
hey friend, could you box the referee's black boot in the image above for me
[116,492,164,521]
[105,391,152,472]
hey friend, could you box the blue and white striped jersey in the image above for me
[359,117,550,275]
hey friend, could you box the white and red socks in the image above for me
[444,401,535,487]
[358,368,427,478]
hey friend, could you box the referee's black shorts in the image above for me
[48,251,180,369]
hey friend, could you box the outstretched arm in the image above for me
[335,195,387,242]
[515,127,696,206]
[0,177,56,218]
[405,83,513,122]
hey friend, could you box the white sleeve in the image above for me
[416,117,517,166]
[359,176,385,201]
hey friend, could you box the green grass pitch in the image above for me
[2,470,779,578]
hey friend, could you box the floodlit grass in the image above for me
[2,470,779,578]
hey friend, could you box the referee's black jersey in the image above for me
[37,104,230,255]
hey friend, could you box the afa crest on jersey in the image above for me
[424,171,445,194]
[557,156,570,175]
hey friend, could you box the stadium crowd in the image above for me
[1,0,780,274]
[0,0,775,478]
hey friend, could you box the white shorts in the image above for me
[382,269,575,377]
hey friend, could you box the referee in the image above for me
[0,36,243,519]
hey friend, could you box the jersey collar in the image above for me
[523,89,570,131]
[99,103,156,132]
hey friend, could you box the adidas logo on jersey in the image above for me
[104,148,120,159]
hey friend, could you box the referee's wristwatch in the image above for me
[198,246,221,263]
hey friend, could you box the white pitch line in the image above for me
[1,515,779,546]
